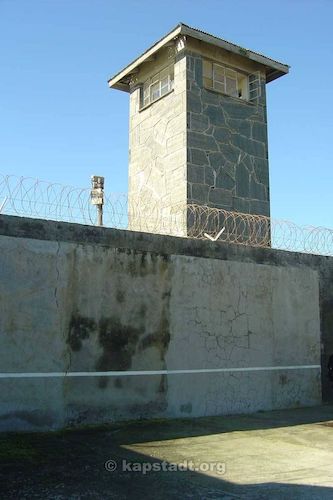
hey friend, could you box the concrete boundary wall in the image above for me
[0,215,332,431]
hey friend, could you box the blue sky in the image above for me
[0,0,332,227]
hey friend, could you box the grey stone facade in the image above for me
[186,52,270,217]
[125,38,274,238]
[127,47,187,236]
[109,24,289,236]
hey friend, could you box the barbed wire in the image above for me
[0,173,332,257]
[185,204,333,256]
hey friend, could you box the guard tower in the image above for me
[108,24,289,236]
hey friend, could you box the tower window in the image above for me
[141,65,174,108]
[203,60,260,102]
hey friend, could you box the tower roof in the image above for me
[108,23,289,92]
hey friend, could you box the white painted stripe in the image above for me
[0,365,321,379]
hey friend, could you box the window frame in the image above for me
[141,64,174,109]
[203,59,261,103]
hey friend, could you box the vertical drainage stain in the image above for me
[65,250,173,407]
[67,314,96,351]
[96,317,142,389]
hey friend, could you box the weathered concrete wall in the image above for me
[0,215,330,432]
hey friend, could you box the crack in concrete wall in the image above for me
[0,216,328,431]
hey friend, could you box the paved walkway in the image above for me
[1,405,333,499]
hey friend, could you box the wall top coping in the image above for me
[1,214,332,273]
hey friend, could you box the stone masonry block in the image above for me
[187,56,194,72]
[250,200,270,216]
[209,187,232,208]
[253,158,269,185]
[252,122,267,143]
[191,183,209,204]
[188,91,202,113]
[188,131,218,151]
[190,113,209,133]
[250,178,267,201]
[188,165,205,184]
[216,171,235,191]
[227,118,251,137]
[222,101,258,120]
[213,126,231,143]
[201,88,220,106]
[190,81,201,95]
[232,196,250,213]
[191,148,208,165]
[205,105,225,126]
[231,134,266,158]
[205,166,215,187]
[208,152,224,168]
[194,58,203,87]
[236,163,250,198]
[219,144,240,165]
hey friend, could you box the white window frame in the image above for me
[141,65,174,108]
[203,60,261,102]
[248,72,261,101]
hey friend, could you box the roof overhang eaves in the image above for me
[108,23,289,91]
[108,25,182,90]
[179,24,289,79]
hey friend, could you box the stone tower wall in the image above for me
[128,48,187,235]
[128,39,271,237]
[186,40,270,217]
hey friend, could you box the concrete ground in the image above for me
[0,405,333,499]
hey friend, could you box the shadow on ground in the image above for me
[1,405,333,499]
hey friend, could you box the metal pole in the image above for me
[97,204,103,227]
[90,175,104,227]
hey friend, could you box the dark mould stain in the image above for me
[65,250,172,397]
[0,410,54,427]
[139,330,171,359]
[128,399,168,416]
[158,374,168,394]
[114,377,123,388]
[180,403,193,414]
[127,260,137,276]
[320,290,333,401]
[115,248,132,256]
[159,255,170,274]
[96,310,171,391]
[138,299,171,357]
[67,314,96,351]
[66,410,90,428]
[98,377,108,389]
[279,374,288,386]
[328,354,333,382]
[141,252,147,267]
[19,221,46,236]
[95,317,142,389]
[116,290,125,303]
[115,248,170,278]
[139,304,147,319]
[322,299,333,335]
